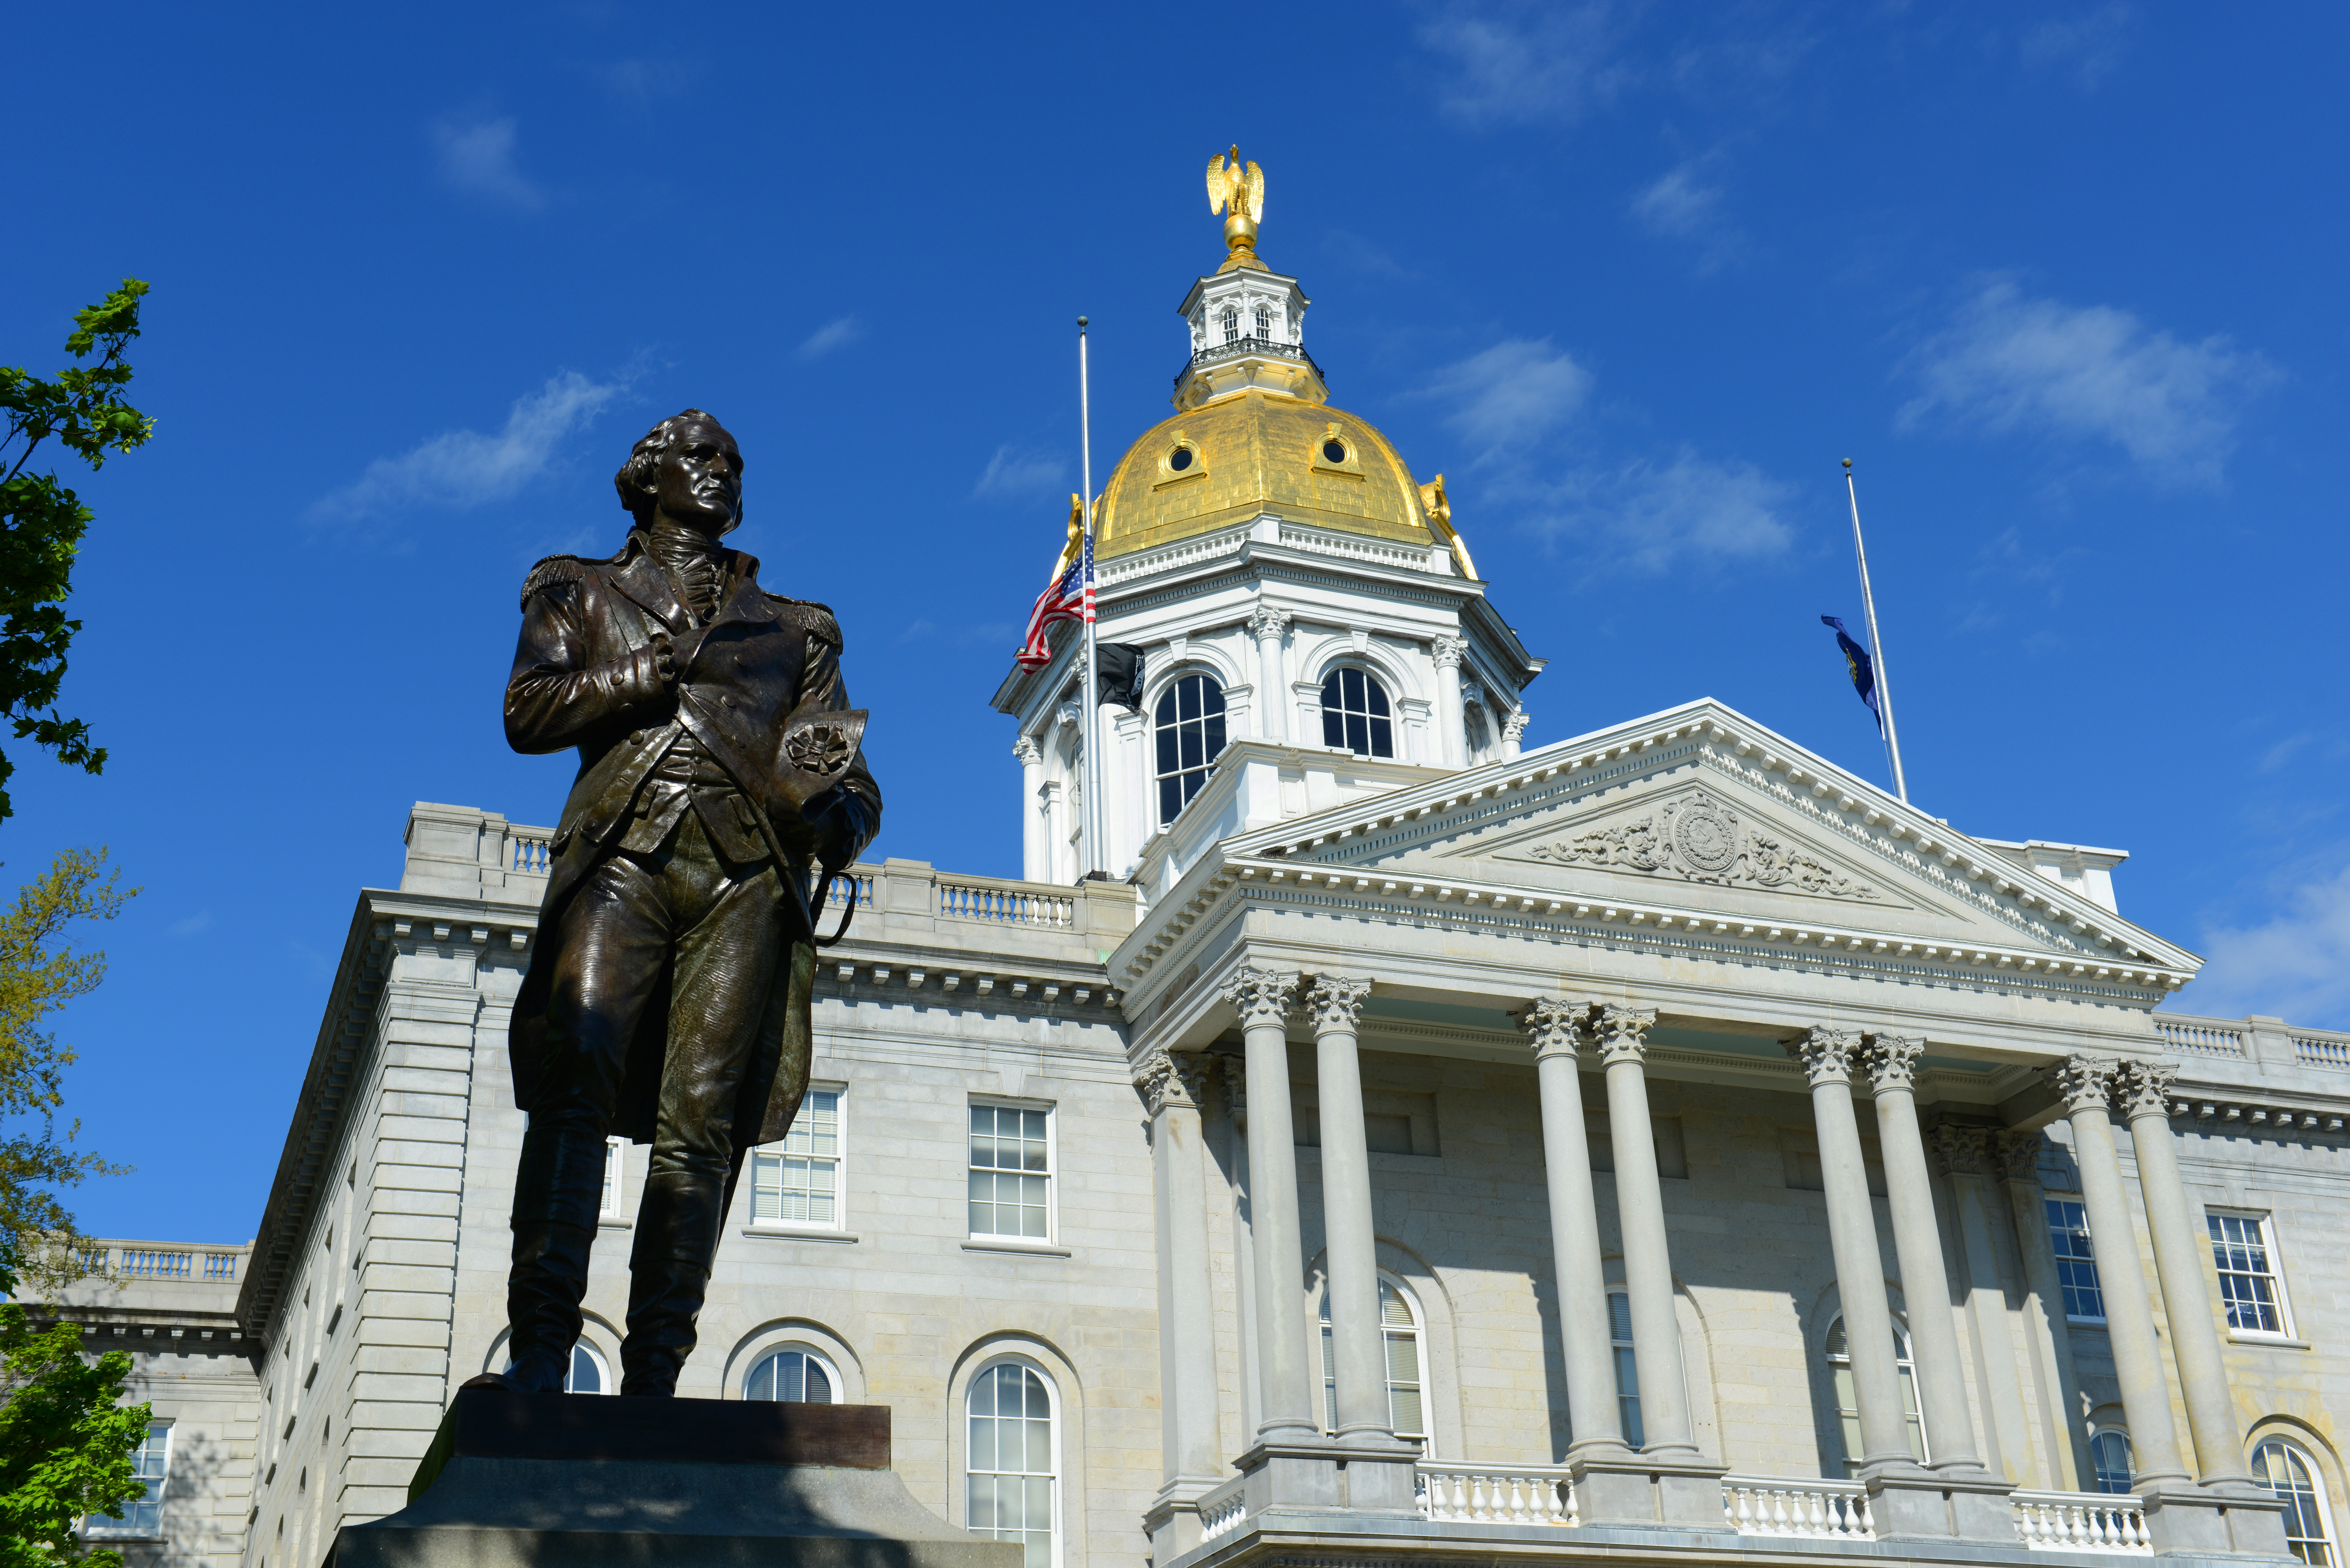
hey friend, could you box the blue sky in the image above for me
[8,2,2344,1242]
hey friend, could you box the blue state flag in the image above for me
[1821,615,1882,733]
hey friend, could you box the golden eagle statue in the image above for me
[1206,146,1267,269]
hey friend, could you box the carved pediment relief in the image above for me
[1497,788,1883,902]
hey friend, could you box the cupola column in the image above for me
[1431,636,1468,769]
[1248,606,1291,743]
[1013,737,1044,882]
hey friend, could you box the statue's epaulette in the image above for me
[769,596,842,650]
[519,548,625,610]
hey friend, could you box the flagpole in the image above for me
[1078,318,1103,877]
[1843,458,1908,804]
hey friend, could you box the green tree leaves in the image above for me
[0,281,153,822]
[0,1307,148,1568]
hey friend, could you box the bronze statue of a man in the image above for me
[498,409,879,1395]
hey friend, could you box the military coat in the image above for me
[503,532,880,1146]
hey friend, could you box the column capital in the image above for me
[1218,1052,1247,1117]
[1502,708,1530,743]
[1927,1124,1997,1177]
[2114,1059,2179,1122]
[1787,1025,1861,1085]
[1593,1004,1656,1066]
[1303,975,1370,1035]
[1516,996,1593,1062]
[1013,735,1042,766]
[2051,1053,2121,1115]
[1430,633,1468,669]
[1134,1049,1207,1116]
[1993,1129,2045,1184]
[1864,1033,1926,1095]
[1221,967,1300,1029]
[1247,604,1292,640]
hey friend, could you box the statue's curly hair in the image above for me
[613,409,743,531]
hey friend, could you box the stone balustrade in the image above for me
[1722,1476,1876,1540]
[1416,1462,1577,1527]
[2011,1491,2151,1552]
[1197,1476,1247,1543]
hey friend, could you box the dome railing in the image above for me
[1174,335,1326,391]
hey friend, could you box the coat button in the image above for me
[629,730,644,744]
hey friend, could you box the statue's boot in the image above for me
[619,1167,726,1395]
[504,1122,608,1393]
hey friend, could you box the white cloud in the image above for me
[2020,4,2134,90]
[796,317,863,360]
[1429,338,1594,456]
[972,445,1070,501]
[1630,157,1747,270]
[1418,1,1631,128]
[310,371,627,524]
[431,114,547,212]
[1518,449,1794,572]
[1898,278,2278,489]
[169,911,214,937]
[2183,860,2350,1029]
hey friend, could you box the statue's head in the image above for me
[615,409,744,535]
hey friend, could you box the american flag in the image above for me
[1015,529,1093,671]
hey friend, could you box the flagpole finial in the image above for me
[1842,457,1853,470]
[1078,316,1088,328]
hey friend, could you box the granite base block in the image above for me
[327,1387,1016,1568]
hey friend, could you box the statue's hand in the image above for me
[650,625,714,684]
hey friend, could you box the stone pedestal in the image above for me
[1233,1437,1420,1518]
[1567,1453,1733,1532]
[2141,1484,2293,1559]
[327,1388,1014,1568]
[1860,1466,2018,1543]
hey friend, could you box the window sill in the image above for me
[2228,1330,2309,1349]
[597,1217,631,1230]
[2067,1316,2109,1328]
[963,1238,1072,1258]
[741,1226,858,1244]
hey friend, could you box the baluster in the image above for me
[1769,1489,1791,1534]
[1448,1474,1469,1521]
[1855,1492,1874,1538]
[2018,1504,2043,1546]
[1734,1488,1755,1531]
[1805,1489,1827,1535]
[2121,1507,2144,1549]
[1469,1472,1491,1522]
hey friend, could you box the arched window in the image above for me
[743,1346,841,1403]
[1318,1278,1427,1441]
[2089,1429,2134,1495]
[1254,304,1271,339]
[1609,1290,1642,1447]
[504,1342,609,1393]
[1824,1316,1926,1470]
[1220,307,1239,344]
[1153,675,1226,825]
[968,1362,1057,1568]
[2255,1440,2338,1566]
[1320,668,1394,758]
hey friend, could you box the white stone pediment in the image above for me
[1465,780,1918,914]
[1201,698,2198,985]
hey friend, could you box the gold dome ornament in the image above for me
[1206,146,1268,273]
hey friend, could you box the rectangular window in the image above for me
[2046,1198,2106,1320]
[600,1137,626,1220]
[1609,1291,1643,1448]
[2209,1211,2291,1335]
[753,1089,845,1228]
[969,1104,1052,1240]
[88,1421,169,1536]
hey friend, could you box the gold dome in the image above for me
[1094,390,1442,561]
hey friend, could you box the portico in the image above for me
[1118,699,2291,1565]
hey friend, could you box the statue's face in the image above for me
[653,420,743,532]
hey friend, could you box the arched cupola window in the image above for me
[1220,307,1239,344]
[1254,304,1271,339]
[1321,667,1394,758]
[1154,675,1227,825]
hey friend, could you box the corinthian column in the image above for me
[1223,967,1313,1439]
[1248,605,1291,743]
[1789,1026,1910,1469]
[1518,998,1624,1456]
[2054,1054,2190,1487]
[1864,1035,1984,1472]
[1430,635,1468,768]
[1305,975,1392,1446]
[2115,1060,2249,1487]
[1596,1005,1697,1453]
[1138,1049,1221,1550]
[1014,737,1045,882]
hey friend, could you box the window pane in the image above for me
[1368,717,1392,757]
[1200,682,1225,715]
[1366,676,1390,716]
[1322,671,1342,705]
[1323,708,1345,748]
[1155,726,1178,775]
[1391,1383,1424,1439]
[2090,1430,2134,1494]
[1155,688,1176,724]
[1202,713,1225,759]
[1180,726,1203,770]
[571,1346,602,1394]
[1343,668,1364,707]
[1159,775,1181,824]
[1346,713,1369,755]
